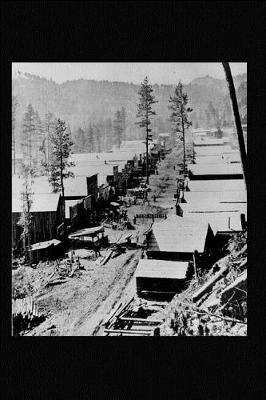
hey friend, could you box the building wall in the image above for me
[12,211,59,248]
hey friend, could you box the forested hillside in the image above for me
[12,71,247,155]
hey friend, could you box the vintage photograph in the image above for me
[11,62,247,336]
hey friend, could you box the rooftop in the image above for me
[135,259,189,280]
[152,215,210,253]
[187,179,245,192]
[184,213,244,234]
[183,191,247,204]
[194,145,236,156]
[193,138,226,146]
[189,163,243,177]
[12,193,60,213]
[180,202,247,215]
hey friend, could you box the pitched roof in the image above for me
[187,179,245,192]
[183,213,243,234]
[194,145,237,156]
[180,202,247,215]
[152,216,210,253]
[12,193,60,213]
[68,226,104,238]
[189,163,243,177]
[183,191,247,204]
[135,259,189,280]
[193,138,226,146]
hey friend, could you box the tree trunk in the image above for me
[146,119,149,184]
[182,118,186,177]
[60,154,65,220]
[222,62,247,189]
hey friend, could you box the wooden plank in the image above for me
[103,302,123,326]
[119,317,162,324]
[104,328,153,335]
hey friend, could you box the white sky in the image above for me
[12,62,247,85]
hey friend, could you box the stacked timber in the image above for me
[12,296,46,335]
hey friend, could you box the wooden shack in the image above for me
[146,216,214,262]
[12,193,63,249]
[135,259,190,299]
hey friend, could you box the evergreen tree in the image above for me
[76,127,86,152]
[87,123,96,152]
[21,104,37,168]
[17,163,35,263]
[136,76,158,183]
[45,119,75,201]
[113,110,123,150]
[12,96,18,174]
[169,81,192,176]
[121,106,127,139]
[42,112,56,168]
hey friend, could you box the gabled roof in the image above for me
[152,216,210,253]
[135,259,189,280]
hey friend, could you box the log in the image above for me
[119,316,162,324]
[192,265,229,303]
[220,270,247,304]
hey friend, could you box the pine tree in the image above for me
[76,127,86,152]
[87,123,96,152]
[21,104,37,168]
[169,81,192,176]
[12,96,18,174]
[46,119,75,202]
[42,112,56,169]
[136,76,158,184]
[113,110,123,150]
[121,107,127,139]
[17,163,35,263]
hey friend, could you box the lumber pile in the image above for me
[12,296,46,335]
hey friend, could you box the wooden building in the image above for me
[188,163,243,180]
[12,193,63,249]
[187,179,245,192]
[135,259,191,299]
[146,216,214,262]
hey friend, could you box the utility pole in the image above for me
[222,62,247,188]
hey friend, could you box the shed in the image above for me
[30,239,62,263]
[135,259,190,298]
[68,226,106,244]
[147,216,213,261]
